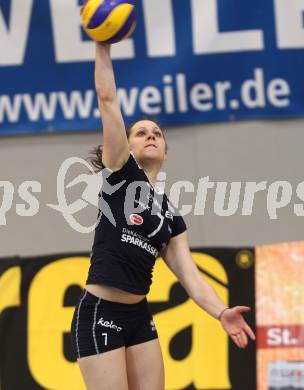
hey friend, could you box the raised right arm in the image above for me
[95,43,130,170]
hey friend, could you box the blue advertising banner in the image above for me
[0,0,304,136]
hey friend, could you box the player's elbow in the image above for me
[96,87,116,103]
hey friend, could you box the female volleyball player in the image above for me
[70,43,255,390]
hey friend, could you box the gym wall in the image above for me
[0,119,303,257]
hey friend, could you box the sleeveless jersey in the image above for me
[86,153,187,294]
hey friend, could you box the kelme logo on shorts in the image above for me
[97,317,122,332]
[129,214,143,225]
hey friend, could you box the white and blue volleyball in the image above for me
[82,0,136,44]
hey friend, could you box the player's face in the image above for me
[128,120,167,164]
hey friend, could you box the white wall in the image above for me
[0,118,303,257]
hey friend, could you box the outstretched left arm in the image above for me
[161,231,256,349]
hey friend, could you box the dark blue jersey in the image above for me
[86,153,187,294]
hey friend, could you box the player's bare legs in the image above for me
[126,339,165,390]
[78,347,129,390]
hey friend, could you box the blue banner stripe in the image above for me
[0,0,303,135]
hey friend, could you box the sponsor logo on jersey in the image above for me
[129,213,144,225]
[121,233,159,257]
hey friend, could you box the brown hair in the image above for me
[88,116,167,172]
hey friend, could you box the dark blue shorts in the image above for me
[70,289,158,359]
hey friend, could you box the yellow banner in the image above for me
[0,248,255,390]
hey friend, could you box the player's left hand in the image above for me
[220,306,256,349]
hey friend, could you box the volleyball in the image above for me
[82,0,136,44]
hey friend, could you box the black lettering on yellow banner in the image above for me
[148,252,230,389]
[28,257,89,389]
[0,266,21,313]
[0,249,254,390]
